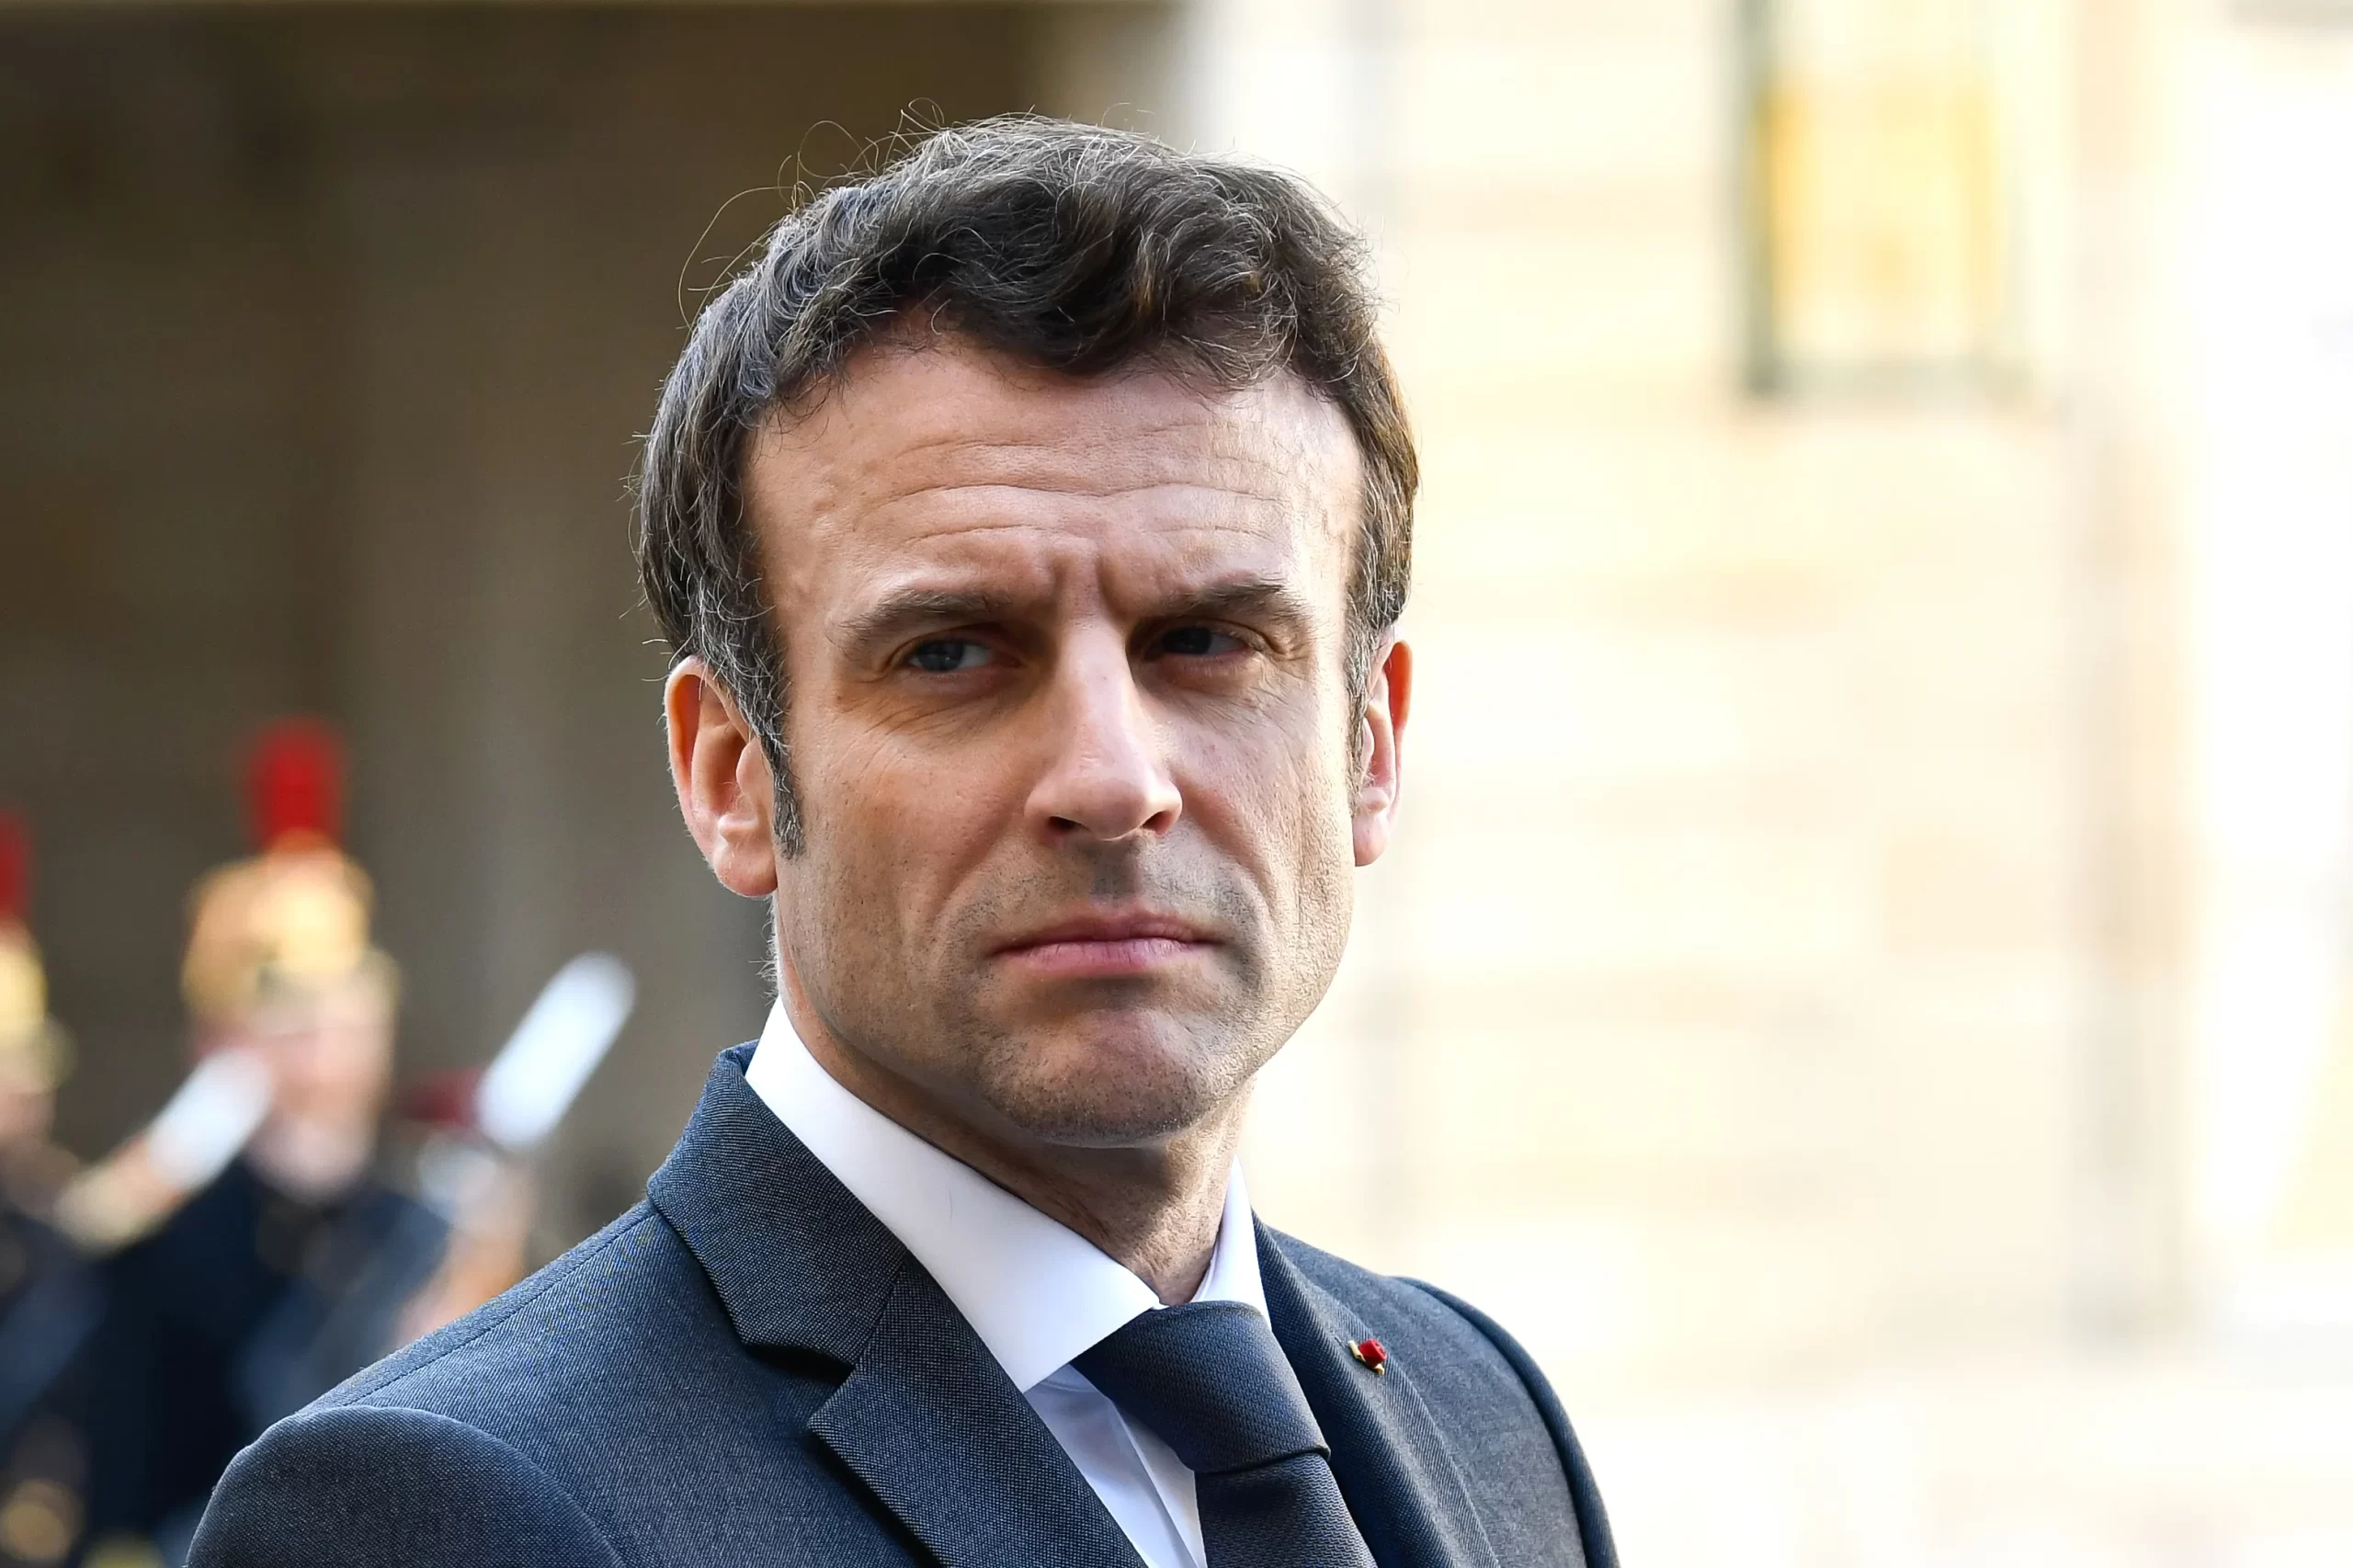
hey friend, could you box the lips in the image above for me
[993,911,1217,979]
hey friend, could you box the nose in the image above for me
[1026,635,1182,845]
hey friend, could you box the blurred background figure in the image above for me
[4,0,2352,1563]
[0,810,76,1224]
[0,814,102,1568]
[40,724,630,1566]
[58,723,381,1253]
[0,816,75,1218]
[70,723,446,1566]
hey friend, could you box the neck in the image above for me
[791,1008,1243,1306]
[246,1112,375,1203]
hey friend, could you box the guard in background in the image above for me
[75,724,449,1566]
[0,812,101,1568]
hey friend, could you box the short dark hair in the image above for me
[635,117,1415,854]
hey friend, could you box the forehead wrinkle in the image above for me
[839,435,1302,521]
[843,515,1298,596]
[858,483,1299,551]
[834,514,1319,634]
[762,361,1330,510]
[745,347,1363,609]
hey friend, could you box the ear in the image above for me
[1352,632,1411,868]
[665,658,780,898]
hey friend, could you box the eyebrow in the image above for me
[1168,576,1319,638]
[833,588,1029,661]
[832,574,1321,662]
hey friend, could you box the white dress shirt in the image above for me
[743,1003,1265,1568]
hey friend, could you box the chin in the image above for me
[977,1016,1251,1147]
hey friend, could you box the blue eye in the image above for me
[1157,626,1245,658]
[906,639,995,673]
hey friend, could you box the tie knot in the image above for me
[1073,1301,1326,1477]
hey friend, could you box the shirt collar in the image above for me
[743,1001,1265,1392]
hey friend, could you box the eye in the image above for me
[904,638,997,673]
[1154,625,1247,659]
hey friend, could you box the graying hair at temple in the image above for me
[632,115,1419,856]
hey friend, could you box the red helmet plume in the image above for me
[247,720,345,852]
[0,810,27,926]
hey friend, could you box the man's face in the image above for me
[742,340,1383,1149]
[235,972,395,1131]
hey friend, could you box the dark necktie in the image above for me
[1074,1301,1376,1568]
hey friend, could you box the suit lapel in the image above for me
[811,1258,1145,1568]
[649,1049,1142,1568]
[1258,1228,1503,1568]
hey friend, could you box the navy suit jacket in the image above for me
[188,1047,1616,1568]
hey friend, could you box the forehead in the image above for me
[742,339,1361,608]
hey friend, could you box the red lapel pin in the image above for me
[1349,1337,1388,1375]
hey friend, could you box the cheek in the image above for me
[792,722,1021,944]
[1179,703,1357,892]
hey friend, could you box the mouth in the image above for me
[992,912,1219,980]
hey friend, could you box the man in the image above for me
[189,119,1615,1568]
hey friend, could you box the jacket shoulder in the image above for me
[188,1404,621,1568]
[1265,1227,1506,1359]
[317,1201,703,1422]
[1266,1229,1620,1568]
[1400,1278,1619,1568]
[207,1199,873,1566]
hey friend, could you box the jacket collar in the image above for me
[646,1048,1503,1568]
[1258,1226,1506,1568]
[648,1047,1144,1568]
[742,1001,1266,1392]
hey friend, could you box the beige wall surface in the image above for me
[1183,0,2352,1562]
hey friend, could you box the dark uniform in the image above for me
[0,812,102,1568]
[0,1204,101,1568]
[85,1161,445,1562]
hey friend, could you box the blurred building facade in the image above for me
[1210,0,2353,1562]
[3,1,2350,1564]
